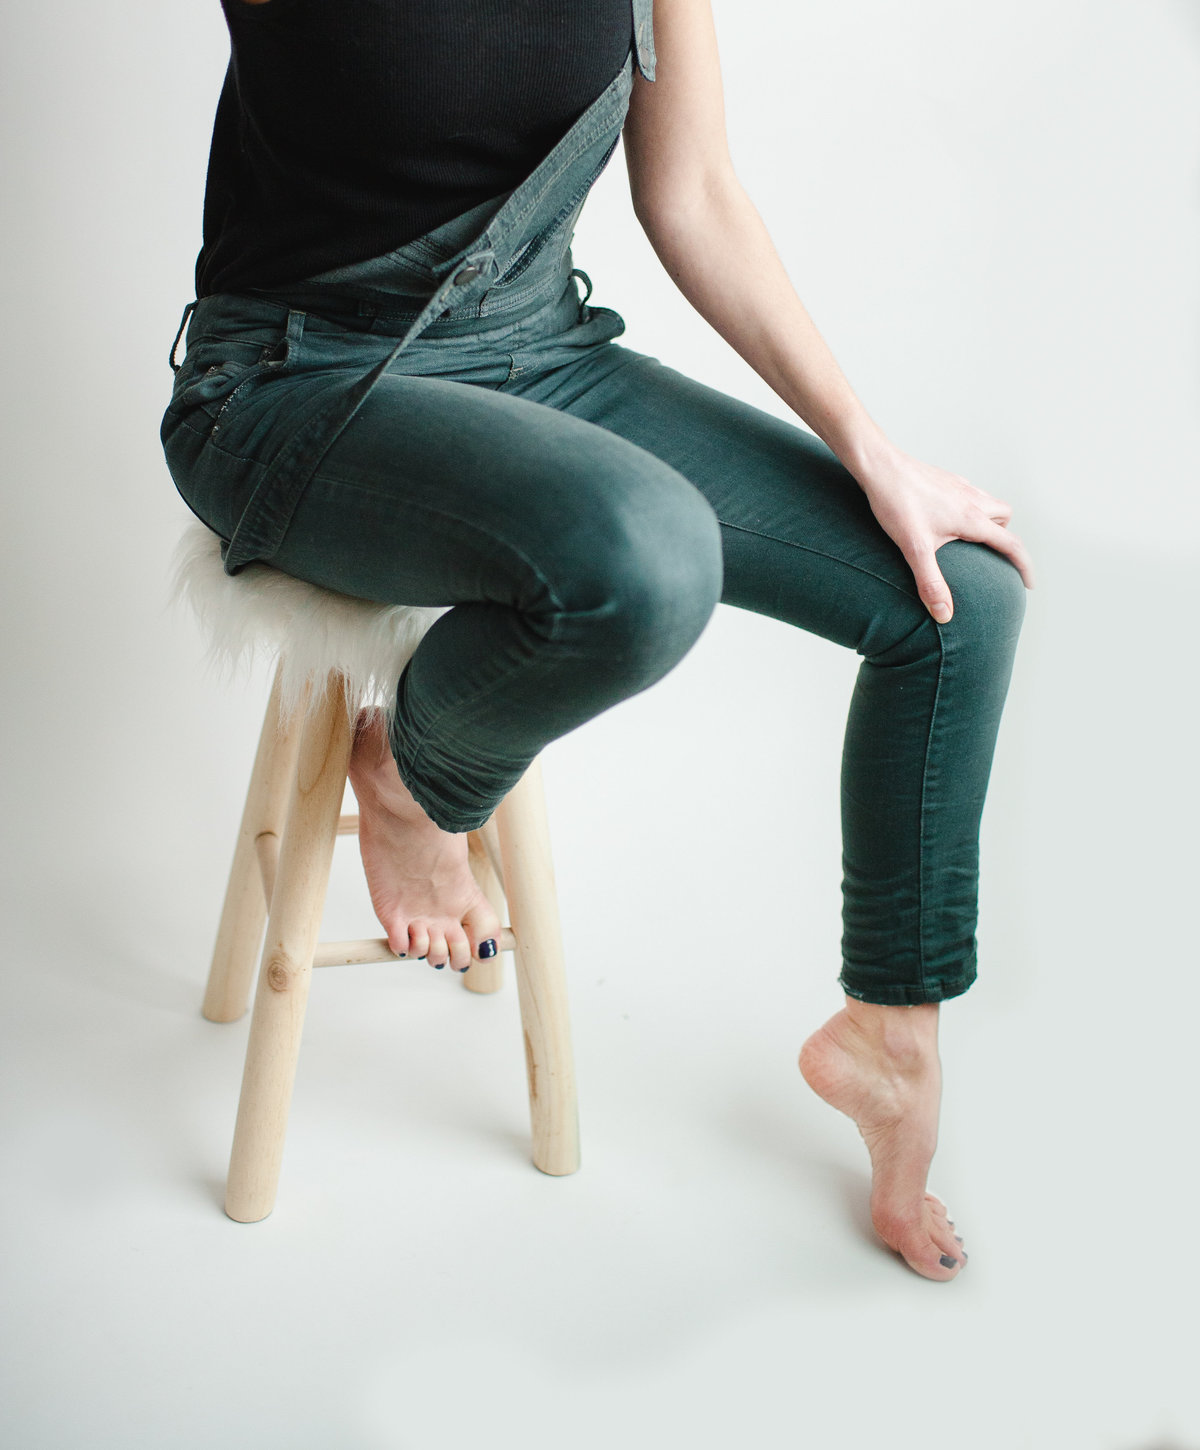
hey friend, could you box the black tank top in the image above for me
[194,0,634,299]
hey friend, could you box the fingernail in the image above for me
[479,939,497,959]
[939,1254,958,1269]
[932,602,952,622]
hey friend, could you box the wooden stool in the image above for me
[171,520,580,1222]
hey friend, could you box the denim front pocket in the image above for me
[172,335,285,424]
[208,351,287,440]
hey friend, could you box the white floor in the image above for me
[2,528,1197,1450]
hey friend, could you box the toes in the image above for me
[464,901,502,962]
[922,1198,966,1260]
[882,1214,966,1281]
[931,1219,964,1265]
[446,928,473,974]
[406,905,500,973]
[911,1237,962,1280]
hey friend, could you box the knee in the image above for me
[867,541,1026,671]
[551,463,724,672]
[938,540,1028,658]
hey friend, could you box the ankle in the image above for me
[840,998,939,1069]
[350,709,397,775]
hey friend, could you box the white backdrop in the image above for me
[2,3,1198,1447]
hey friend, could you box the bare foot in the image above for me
[347,708,502,972]
[798,998,967,1281]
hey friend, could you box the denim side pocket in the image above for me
[208,342,288,439]
[166,330,293,434]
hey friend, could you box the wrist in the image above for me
[791,400,896,483]
[832,421,901,484]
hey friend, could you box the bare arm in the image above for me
[622,0,1034,615]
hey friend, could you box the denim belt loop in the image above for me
[169,299,197,373]
[281,305,306,361]
[569,268,594,306]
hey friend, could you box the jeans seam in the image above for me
[721,518,950,999]
[717,519,921,606]
[207,437,271,466]
[916,621,946,995]
[166,411,271,476]
[498,346,641,406]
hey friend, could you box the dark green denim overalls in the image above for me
[162,0,1027,1006]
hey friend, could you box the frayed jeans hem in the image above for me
[837,969,976,1007]
[394,776,498,836]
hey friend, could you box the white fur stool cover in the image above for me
[169,518,449,728]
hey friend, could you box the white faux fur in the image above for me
[168,518,449,729]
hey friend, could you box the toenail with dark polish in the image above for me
[432,962,443,969]
[954,1235,963,1244]
[479,938,497,959]
[939,1254,958,1269]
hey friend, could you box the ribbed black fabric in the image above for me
[194,0,633,298]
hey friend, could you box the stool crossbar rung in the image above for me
[309,930,520,971]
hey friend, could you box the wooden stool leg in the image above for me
[203,663,303,1024]
[224,674,354,1223]
[463,818,506,995]
[494,757,580,1176]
